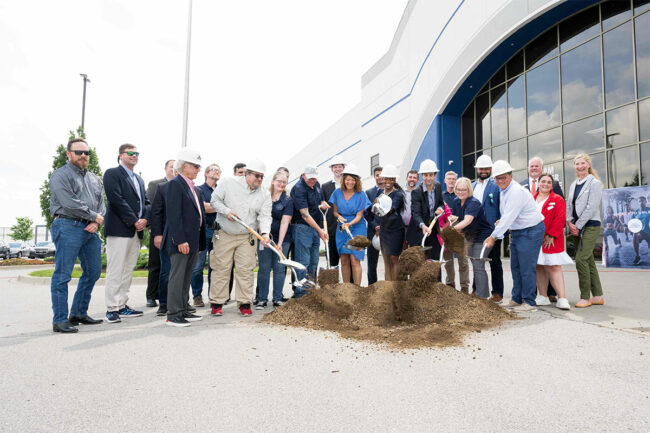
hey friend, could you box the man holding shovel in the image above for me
[208,158,272,316]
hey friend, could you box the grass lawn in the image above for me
[29,268,210,278]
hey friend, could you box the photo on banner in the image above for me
[601,185,650,269]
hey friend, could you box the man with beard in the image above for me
[403,169,421,248]
[321,155,345,270]
[472,155,503,301]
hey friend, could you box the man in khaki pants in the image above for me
[208,158,272,316]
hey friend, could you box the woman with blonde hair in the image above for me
[566,153,604,308]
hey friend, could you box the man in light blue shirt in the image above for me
[484,160,544,311]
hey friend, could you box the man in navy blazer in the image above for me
[472,155,503,301]
[411,159,445,261]
[162,149,206,327]
[103,144,150,323]
[364,166,384,285]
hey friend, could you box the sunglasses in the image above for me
[71,150,91,156]
[249,172,264,179]
[189,163,201,170]
[122,151,140,157]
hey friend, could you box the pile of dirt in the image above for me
[346,235,371,248]
[441,226,466,256]
[318,269,340,287]
[264,248,515,349]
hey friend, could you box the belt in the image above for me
[55,215,93,225]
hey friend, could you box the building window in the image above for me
[370,153,380,176]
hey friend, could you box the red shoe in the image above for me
[211,305,223,316]
[239,304,252,316]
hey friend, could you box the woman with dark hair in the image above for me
[534,173,571,310]
[376,164,405,281]
[330,164,371,285]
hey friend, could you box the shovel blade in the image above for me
[279,259,307,271]
[344,242,364,251]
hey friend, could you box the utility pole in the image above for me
[181,0,193,148]
[80,73,90,132]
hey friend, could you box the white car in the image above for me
[7,242,25,258]
[29,241,56,259]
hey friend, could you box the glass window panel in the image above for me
[603,21,635,108]
[635,0,650,14]
[606,103,637,147]
[507,51,524,79]
[480,83,489,94]
[462,154,476,178]
[462,103,475,155]
[490,66,506,87]
[491,84,508,144]
[601,0,632,31]
[641,141,650,185]
[526,28,558,69]
[564,151,607,189]
[564,114,605,159]
[527,58,561,134]
[635,12,650,98]
[561,37,603,122]
[560,5,600,52]
[492,143,508,162]
[607,145,640,188]
[507,76,526,140]
[513,169,527,184]
[528,127,562,163]
[543,161,565,192]
[475,92,490,151]
[640,98,650,141]
[509,138,527,170]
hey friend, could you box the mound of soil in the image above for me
[318,269,340,287]
[346,235,371,248]
[441,226,466,256]
[264,249,515,349]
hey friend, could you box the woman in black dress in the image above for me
[377,164,405,281]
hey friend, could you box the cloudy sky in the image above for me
[0,0,406,228]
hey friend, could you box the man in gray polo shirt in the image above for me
[49,138,106,333]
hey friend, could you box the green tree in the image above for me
[39,126,103,228]
[10,217,34,241]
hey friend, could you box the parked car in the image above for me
[29,241,56,259]
[0,243,9,260]
[7,242,25,259]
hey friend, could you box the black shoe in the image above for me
[255,301,267,310]
[156,304,168,316]
[272,300,284,307]
[281,297,289,302]
[183,312,203,322]
[165,316,191,327]
[633,255,642,265]
[69,315,103,325]
[53,321,78,333]
[186,304,197,313]
[146,299,158,308]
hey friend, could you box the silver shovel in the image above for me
[421,208,444,251]
[267,239,314,288]
[469,244,492,262]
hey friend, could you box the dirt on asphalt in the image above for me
[264,246,515,349]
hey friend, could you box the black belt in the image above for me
[55,215,93,225]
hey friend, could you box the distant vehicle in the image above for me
[8,242,27,259]
[0,243,9,260]
[29,241,56,259]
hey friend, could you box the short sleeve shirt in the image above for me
[290,177,324,226]
[451,196,494,242]
[271,192,294,243]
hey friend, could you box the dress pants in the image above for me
[167,250,198,320]
[146,233,161,301]
[367,230,379,285]
[488,238,504,296]
[442,249,469,290]
[105,234,141,312]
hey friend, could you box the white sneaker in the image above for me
[556,298,571,310]
[535,295,551,306]
[513,303,537,312]
[500,299,521,308]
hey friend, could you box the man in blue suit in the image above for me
[472,155,503,302]
[162,149,206,327]
[364,166,384,285]
[103,144,150,323]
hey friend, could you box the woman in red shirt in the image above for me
[534,173,572,310]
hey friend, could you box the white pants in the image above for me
[105,234,141,311]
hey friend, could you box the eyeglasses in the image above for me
[189,163,200,170]
[71,150,90,156]
[249,172,264,179]
[122,151,140,157]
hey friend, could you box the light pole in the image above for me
[80,73,90,132]
[181,0,193,148]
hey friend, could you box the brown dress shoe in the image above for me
[193,296,205,308]
[489,294,503,302]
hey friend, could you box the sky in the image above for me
[0,0,407,228]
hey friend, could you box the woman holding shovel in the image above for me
[330,164,371,285]
[376,164,405,281]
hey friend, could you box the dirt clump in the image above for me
[397,246,426,281]
[318,269,339,287]
[441,226,466,256]
[264,258,515,349]
[346,235,371,248]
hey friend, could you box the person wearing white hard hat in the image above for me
[484,160,545,312]
[330,163,372,285]
[472,155,504,302]
[375,164,405,281]
[162,148,207,327]
[208,157,272,317]
[322,155,346,270]
[402,169,420,249]
[364,166,385,284]
[290,165,330,297]
[103,143,150,323]
[411,158,445,261]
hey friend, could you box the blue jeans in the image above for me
[158,247,170,304]
[257,241,290,302]
[50,218,102,324]
[190,227,213,297]
[510,222,545,306]
[293,224,320,286]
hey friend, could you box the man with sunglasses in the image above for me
[103,144,150,323]
[49,138,106,333]
[208,158,272,317]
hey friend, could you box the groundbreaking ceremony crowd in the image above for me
[48,137,606,333]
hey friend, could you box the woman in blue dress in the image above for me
[330,164,371,285]
[377,164,405,281]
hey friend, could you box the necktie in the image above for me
[531,179,536,194]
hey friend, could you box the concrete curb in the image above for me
[17,275,150,286]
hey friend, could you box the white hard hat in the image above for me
[342,163,361,177]
[329,155,345,167]
[474,154,494,168]
[491,160,514,177]
[176,148,202,166]
[372,234,381,251]
[380,164,399,179]
[246,157,267,175]
[418,159,439,174]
